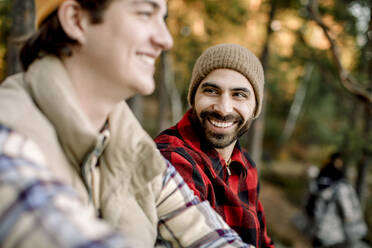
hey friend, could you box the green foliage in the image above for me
[0,0,11,37]
[203,0,247,26]
[275,0,302,9]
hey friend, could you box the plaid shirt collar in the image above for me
[178,109,248,178]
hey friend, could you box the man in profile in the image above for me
[0,1,249,247]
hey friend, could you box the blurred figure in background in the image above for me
[305,163,320,180]
[304,152,368,248]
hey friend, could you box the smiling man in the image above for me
[155,44,275,248]
[0,1,250,247]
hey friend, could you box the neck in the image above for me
[215,141,236,163]
[62,54,129,131]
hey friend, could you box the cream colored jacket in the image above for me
[0,56,166,246]
[0,57,248,248]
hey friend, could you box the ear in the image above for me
[57,0,90,44]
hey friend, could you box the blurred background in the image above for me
[0,0,371,247]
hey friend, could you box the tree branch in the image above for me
[307,0,372,108]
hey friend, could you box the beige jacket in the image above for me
[0,56,167,246]
[0,56,249,248]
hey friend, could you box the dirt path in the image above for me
[260,182,312,248]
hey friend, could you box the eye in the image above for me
[203,88,218,95]
[135,3,156,19]
[137,10,153,18]
[233,92,248,99]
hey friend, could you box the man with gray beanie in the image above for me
[155,43,275,248]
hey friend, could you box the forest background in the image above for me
[0,0,371,247]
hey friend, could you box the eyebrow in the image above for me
[201,82,252,96]
[131,0,169,18]
[200,82,220,89]
[132,0,159,8]
[232,87,251,95]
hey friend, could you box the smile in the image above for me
[209,119,234,128]
[138,54,155,65]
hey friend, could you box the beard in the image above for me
[191,109,252,149]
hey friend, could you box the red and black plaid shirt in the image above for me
[155,109,275,248]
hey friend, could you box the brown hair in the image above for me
[20,0,113,70]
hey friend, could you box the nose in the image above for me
[214,94,233,116]
[153,19,174,51]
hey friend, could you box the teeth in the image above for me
[139,55,155,65]
[210,119,233,128]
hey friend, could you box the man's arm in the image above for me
[0,124,128,248]
[156,160,251,248]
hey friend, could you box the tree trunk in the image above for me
[163,51,182,124]
[354,110,371,209]
[6,0,34,76]
[354,4,372,208]
[247,0,277,165]
[156,52,171,133]
[279,64,313,146]
[156,51,182,133]
[339,98,361,175]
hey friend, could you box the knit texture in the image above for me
[35,0,64,28]
[188,43,265,119]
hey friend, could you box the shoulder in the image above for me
[155,127,193,155]
[0,73,51,133]
[1,72,24,85]
[155,126,182,145]
[242,149,257,169]
[156,129,205,170]
[0,73,32,112]
[0,73,29,101]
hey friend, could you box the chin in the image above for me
[140,86,155,96]
[134,80,155,96]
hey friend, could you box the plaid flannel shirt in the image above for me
[155,109,275,248]
[0,123,251,248]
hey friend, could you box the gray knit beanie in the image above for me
[188,43,265,119]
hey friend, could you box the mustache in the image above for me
[200,110,243,124]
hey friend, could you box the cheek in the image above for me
[194,94,216,111]
[248,103,256,116]
[249,98,257,112]
[194,97,207,114]
[239,102,256,120]
[193,104,203,121]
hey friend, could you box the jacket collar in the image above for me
[24,56,165,195]
[25,56,99,171]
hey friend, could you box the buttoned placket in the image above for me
[81,129,110,212]
[226,158,232,176]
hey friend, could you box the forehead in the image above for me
[200,69,253,91]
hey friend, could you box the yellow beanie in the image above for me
[35,0,65,28]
